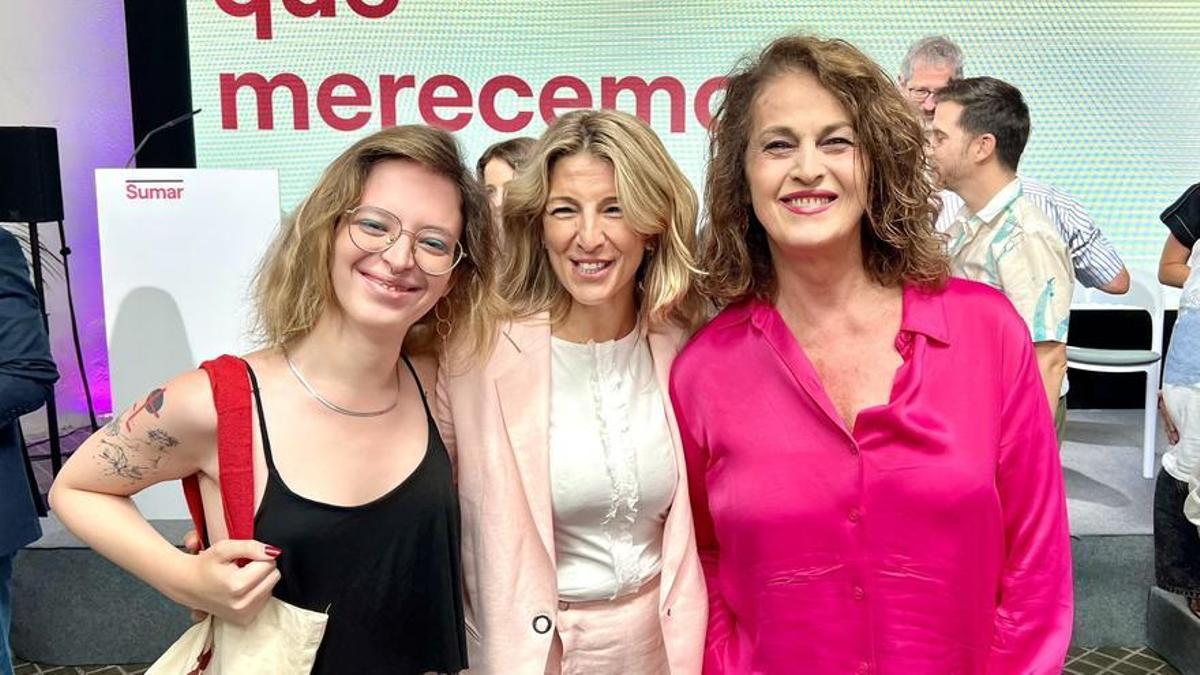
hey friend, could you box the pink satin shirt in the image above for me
[669,278,1073,674]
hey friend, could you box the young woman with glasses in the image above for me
[50,125,501,674]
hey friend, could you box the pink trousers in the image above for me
[544,576,669,675]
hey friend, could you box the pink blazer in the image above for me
[435,315,707,674]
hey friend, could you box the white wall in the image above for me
[0,1,134,437]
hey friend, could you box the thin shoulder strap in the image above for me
[180,355,256,547]
[399,354,433,420]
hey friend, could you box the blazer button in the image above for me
[532,614,553,634]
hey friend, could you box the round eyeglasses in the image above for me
[905,86,942,103]
[344,205,466,276]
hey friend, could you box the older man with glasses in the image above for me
[898,35,962,127]
[900,35,1131,295]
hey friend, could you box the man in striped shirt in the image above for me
[900,36,1130,294]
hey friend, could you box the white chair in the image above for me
[1067,269,1164,478]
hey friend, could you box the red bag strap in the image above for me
[180,355,256,546]
[181,473,207,547]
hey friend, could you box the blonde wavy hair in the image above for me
[252,125,501,358]
[500,109,705,332]
[700,35,949,306]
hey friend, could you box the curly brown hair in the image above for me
[252,125,501,360]
[700,34,948,306]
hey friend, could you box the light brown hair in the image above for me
[700,34,948,306]
[252,125,501,358]
[499,109,706,332]
[476,137,536,177]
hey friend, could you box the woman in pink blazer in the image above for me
[436,109,708,674]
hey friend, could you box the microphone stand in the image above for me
[125,108,201,169]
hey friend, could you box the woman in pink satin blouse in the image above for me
[669,36,1073,673]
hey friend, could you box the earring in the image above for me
[434,301,452,342]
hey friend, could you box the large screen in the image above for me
[187,0,1200,273]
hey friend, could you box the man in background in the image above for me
[928,77,1073,436]
[900,35,1131,295]
[0,227,59,675]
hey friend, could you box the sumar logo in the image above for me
[126,179,185,200]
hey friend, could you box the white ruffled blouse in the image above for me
[548,326,677,603]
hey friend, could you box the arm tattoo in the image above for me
[125,387,166,431]
[93,389,180,484]
[102,410,123,437]
[147,428,180,449]
[97,439,162,482]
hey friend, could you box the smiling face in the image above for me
[329,158,463,336]
[744,69,869,260]
[542,152,648,315]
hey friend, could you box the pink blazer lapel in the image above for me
[493,318,556,566]
[647,325,695,611]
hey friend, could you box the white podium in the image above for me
[95,168,280,519]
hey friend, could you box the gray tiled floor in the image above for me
[1064,647,1179,674]
[14,663,148,675]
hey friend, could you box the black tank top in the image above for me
[248,359,467,674]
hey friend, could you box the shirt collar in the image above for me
[900,282,951,345]
[969,177,1023,225]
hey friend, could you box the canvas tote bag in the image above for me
[147,355,328,674]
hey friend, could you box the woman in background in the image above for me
[478,136,536,241]
[1155,182,1200,618]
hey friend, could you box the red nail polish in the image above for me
[265,545,282,558]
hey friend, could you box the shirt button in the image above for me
[849,445,859,456]
[853,586,866,601]
[858,662,870,674]
[848,508,861,523]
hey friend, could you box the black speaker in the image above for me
[0,127,65,223]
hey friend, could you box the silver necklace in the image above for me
[284,352,399,418]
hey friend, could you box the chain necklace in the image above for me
[284,351,399,418]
